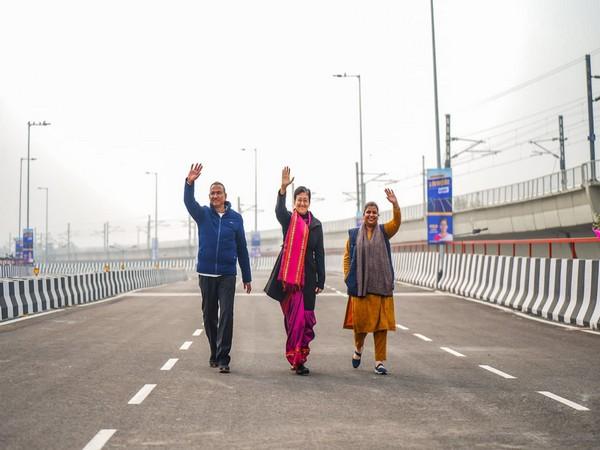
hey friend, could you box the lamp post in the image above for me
[145,171,158,260]
[333,73,365,211]
[241,148,258,232]
[37,186,48,262]
[26,121,50,231]
[19,157,37,244]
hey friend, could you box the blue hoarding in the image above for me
[22,228,34,264]
[427,168,453,244]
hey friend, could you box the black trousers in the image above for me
[198,275,236,367]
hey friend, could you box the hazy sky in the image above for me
[1,0,599,251]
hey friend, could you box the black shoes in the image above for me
[295,365,310,376]
[352,350,362,369]
[374,363,388,375]
[219,366,230,374]
[209,360,218,368]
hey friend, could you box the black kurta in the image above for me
[263,191,325,311]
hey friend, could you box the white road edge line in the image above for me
[479,365,516,379]
[160,358,179,371]
[0,286,157,327]
[396,324,409,330]
[413,333,432,342]
[435,289,598,335]
[82,429,117,450]
[128,384,157,405]
[180,341,193,350]
[192,329,203,336]
[440,346,466,357]
[537,391,590,411]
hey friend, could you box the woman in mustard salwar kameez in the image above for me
[343,188,401,375]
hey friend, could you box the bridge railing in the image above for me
[391,237,600,260]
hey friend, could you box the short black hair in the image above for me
[210,181,226,194]
[293,186,311,202]
[363,201,379,214]
[439,217,448,225]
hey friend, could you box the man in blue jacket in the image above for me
[184,163,252,373]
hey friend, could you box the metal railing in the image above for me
[392,237,600,259]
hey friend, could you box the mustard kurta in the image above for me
[343,206,401,333]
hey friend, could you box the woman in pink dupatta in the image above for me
[264,167,325,375]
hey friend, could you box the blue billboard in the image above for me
[427,168,453,244]
[22,228,34,264]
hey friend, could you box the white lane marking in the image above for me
[334,290,345,295]
[128,384,157,405]
[396,324,409,330]
[479,365,516,379]
[413,333,432,342]
[180,341,193,350]
[442,290,598,335]
[82,429,117,450]
[440,347,466,357]
[582,329,600,336]
[537,391,590,411]
[160,358,179,371]
[192,329,203,336]
[0,287,148,327]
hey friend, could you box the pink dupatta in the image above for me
[278,210,311,290]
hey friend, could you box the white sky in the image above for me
[1,0,599,251]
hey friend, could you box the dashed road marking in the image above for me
[82,429,117,450]
[180,341,193,350]
[479,365,516,379]
[396,324,409,330]
[440,346,466,357]
[537,391,590,411]
[160,358,179,371]
[413,333,432,342]
[192,329,203,336]
[128,384,157,405]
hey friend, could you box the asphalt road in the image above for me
[0,271,599,449]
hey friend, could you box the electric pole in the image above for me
[586,54,598,180]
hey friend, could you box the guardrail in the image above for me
[392,237,600,259]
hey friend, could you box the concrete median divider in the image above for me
[0,269,187,322]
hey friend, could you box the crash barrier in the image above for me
[436,253,600,329]
[0,264,31,279]
[0,269,187,322]
[38,258,196,275]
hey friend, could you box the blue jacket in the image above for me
[345,225,394,296]
[184,181,252,283]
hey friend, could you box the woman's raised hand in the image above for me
[384,188,399,206]
[280,166,295,194]
[187,163,203,184]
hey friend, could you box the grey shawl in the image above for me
[355,224,394,297]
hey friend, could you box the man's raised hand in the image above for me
[187,163,203,184]
[280,166,295,194]
[385,188,399,206]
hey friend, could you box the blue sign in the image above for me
[427,168,453,244]
[22,228,34,264]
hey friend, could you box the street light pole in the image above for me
[333,73,365,209]
[26,121,50,230]
[145,171,158,260]
[19,157,37,241]
[37,187,48,262]
[430,0,442,169]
